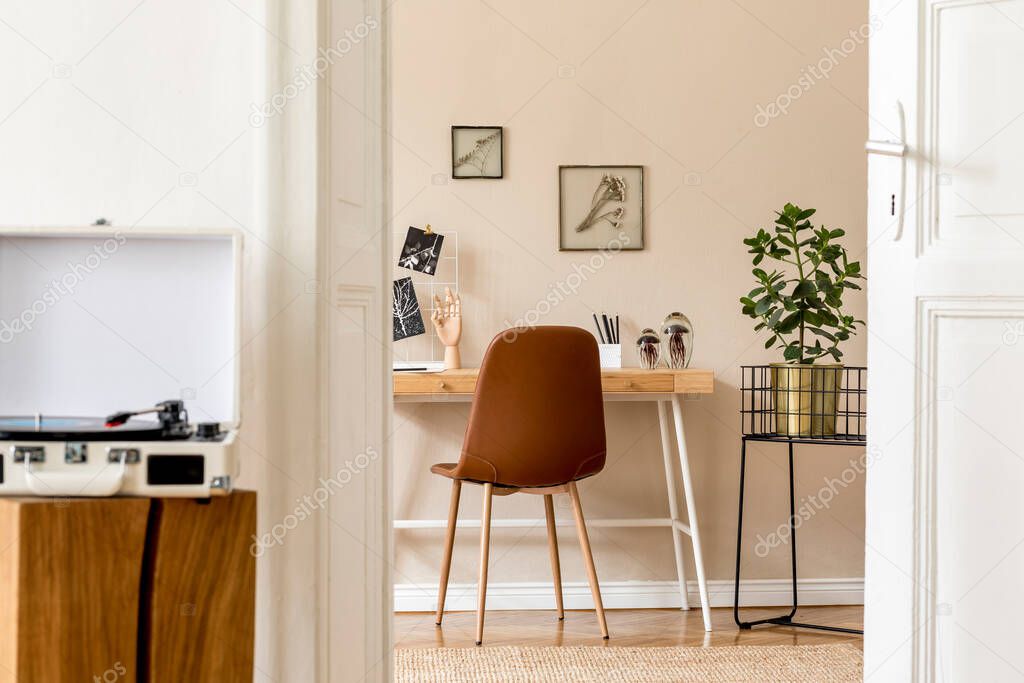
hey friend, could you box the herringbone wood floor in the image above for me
[395,606,863,649]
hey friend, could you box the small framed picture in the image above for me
[392,277,426,341]
[451,126,503,179]
[559,165,644,251]
[398,226,444,275]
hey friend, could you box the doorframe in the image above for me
[315,0,392,680]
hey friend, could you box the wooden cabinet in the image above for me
[0,492,255,682]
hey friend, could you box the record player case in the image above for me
[0,228,243,498]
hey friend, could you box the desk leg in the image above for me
[671,394,712,632]
[657,400,690,610]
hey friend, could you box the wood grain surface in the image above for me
[394,368,715,396]
[0,493,256,682]
[395,606,864,650]
[0,497,150,682]
[142,491,256,683]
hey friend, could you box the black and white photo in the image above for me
[392,277,426,341]
[398,226,444,275]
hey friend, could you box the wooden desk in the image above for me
[394,368,716,631]
[394,367,713,398]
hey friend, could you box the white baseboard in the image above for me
[394,578,864,612]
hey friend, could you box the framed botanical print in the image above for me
[559,165,644,251]
[451,126,503,179]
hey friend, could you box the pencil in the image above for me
[593,313,606,344]
[602,315,613,347]
[615,315,620,344]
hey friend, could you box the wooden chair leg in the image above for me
[476,483,494,645]
[435,480,462,625]
[543,494,565,620]
[568,481,609,639]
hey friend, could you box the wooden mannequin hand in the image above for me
[431,287,462,369]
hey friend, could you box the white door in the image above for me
[322,0,391,680]
[867,1,1024,680]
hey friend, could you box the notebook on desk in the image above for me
[393,360,445,373]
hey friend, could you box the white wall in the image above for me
[0,1,260,228]
[390,0,869,604]
[0,1,321,678]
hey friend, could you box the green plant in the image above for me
[740,203,864,364]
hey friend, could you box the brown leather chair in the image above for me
[432,326,609,644]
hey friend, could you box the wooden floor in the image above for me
[395,606,863,649]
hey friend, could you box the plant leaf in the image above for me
[808,326,836,341]
[792,280,816,298]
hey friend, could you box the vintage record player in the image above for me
[0,229,242,497]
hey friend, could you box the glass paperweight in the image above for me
[636,328,661,369]
[661,312,693,369]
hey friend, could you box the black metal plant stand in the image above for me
[734,365,866,635]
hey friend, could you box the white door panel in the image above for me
[933,2,1024,249]
[935,314,1024,682]
[868,0,1024,680]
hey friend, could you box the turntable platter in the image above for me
[0,416,176,441]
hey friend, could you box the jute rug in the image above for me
[395,644,863,682]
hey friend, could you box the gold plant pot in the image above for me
[769,363,843,437]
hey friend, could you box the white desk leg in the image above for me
[671,394,712,632]
[657,400,690,610]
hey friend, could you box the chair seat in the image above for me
[430,462,458,478]
[430,462,598,492]
[430,462,512,489]
[430,463,536,494]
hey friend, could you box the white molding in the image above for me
[320,0,390,680]
[921,0,1024,256]
[914,297,1024,681]
[394,578,864,613]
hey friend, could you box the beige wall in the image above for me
[391,0,869,595]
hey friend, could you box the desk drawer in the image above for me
[394,373,477,395]
[394,369,713,397]
[601,371,675,393]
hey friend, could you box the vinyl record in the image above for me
[0,416,180,441]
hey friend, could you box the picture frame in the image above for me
[558,165,644,251]
[451,126,503,179]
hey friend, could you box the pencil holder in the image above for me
[598,344,622,368]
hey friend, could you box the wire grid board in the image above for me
[393,229,459,363]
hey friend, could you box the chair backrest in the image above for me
[452,326,607,488]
